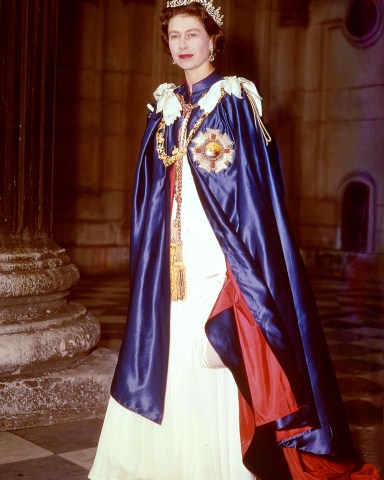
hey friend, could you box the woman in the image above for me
[89,2,380,479]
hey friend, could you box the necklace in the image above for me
[156,89,226,167]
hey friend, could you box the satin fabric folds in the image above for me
[110,72,380,479]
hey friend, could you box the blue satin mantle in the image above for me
[110,72,356,472]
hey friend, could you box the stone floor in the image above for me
[0,275,382,479]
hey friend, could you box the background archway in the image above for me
[339,172,377,253]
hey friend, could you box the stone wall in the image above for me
[266,0,384,278]
[54,0,158,274]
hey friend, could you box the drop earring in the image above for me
[209,48,215,62]
[172,58,176,64]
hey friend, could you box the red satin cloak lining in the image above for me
[207,269,381,479]
[208,270,308,450]
[283,448,381,479]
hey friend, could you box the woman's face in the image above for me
[168,14,212,78]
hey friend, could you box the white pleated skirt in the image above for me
[89,158,255,480]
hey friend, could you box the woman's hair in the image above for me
[160,2,225,60]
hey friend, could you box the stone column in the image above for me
[0,0,116,430]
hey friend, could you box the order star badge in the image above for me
[190,128,235,173]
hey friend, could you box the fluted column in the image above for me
[0,0,116,430]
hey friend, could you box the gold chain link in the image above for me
[156,89,226,167]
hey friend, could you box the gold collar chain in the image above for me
[156,89,226,167]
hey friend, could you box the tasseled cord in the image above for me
[170,140,187,301]
[242,86,272,146]
[168,96,199,301]
[170,240,187,301]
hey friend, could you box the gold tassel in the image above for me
[170,241,187,301]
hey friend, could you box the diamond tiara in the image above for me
[166,0,224,27]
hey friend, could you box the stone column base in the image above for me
[0,347,117,431]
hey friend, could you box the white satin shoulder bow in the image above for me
[198,76,263,116]
[150,76,263,126]
[153,83,182,126]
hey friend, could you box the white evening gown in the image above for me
[89,157,254,480]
